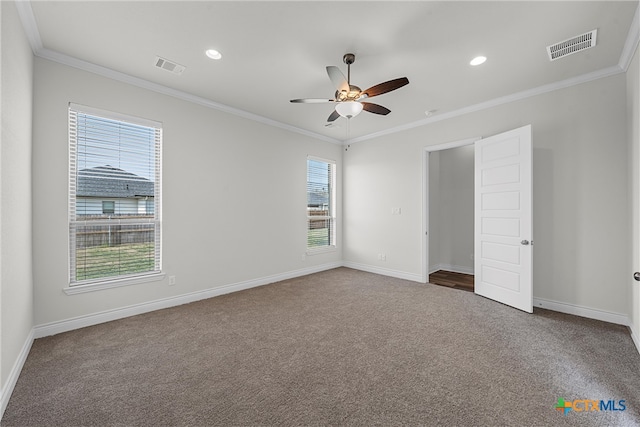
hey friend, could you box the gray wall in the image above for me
[1,0,34,403]
[31,58,343,326]
[344,73,629,316]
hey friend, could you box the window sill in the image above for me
[63,272,166,295]
[306,246,337,256]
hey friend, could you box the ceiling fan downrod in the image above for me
[343,53,355,85]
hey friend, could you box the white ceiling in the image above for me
[25,1,639,143]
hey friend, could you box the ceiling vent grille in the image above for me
[154,56,186,75]
[547,29,597,61]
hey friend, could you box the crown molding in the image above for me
[14,0,42,52]
[15,0,640,147]
[619,1,640,72]
[345,1,637,144]
[36,48,342,145]
[15,2,341,145]
[344,64,624,145]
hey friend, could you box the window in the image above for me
[102,201,115,215]
[146,199,154,215]
[69,104,162,285]
[307,157,336,250]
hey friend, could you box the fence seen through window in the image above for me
[69,105,161,284]
[307,158,335,249]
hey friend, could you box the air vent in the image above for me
[154,56,186,75]
[547,29,597,61]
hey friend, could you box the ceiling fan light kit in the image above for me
[335,101,363,118]
[290,53,409,123]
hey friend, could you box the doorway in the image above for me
[426,142,476,292]
[422,125,533,312]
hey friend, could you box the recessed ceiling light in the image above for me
[470,56,487,66]
[205,49,222,60]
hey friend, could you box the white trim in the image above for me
[13,1,42,52]
[15,3,339,145]
[36,262,341,338]
[2,266,636,425]
[433,264,475,276]
[630,323,640,355]
[69,102,162,129]
[422,148,429,283]
[305,246,337,256]
[15,2,637,147]
[425,138,480,153]
[307,154,337,164]
[533,297,629,326]
[0,329,34,420]
[345,66,623,145]
[38,48,342,145]
[63,273,166,295]
[342,261,424,283]
[619,3,640,72]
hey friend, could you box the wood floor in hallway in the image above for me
[429,270,474,292]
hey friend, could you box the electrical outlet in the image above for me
[391,207,401,215]
[169,276,176,286]
[381,253,387,261]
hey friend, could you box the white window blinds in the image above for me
[69,104,162,285]
[307,157,335,249]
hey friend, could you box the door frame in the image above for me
[422,137,480,283]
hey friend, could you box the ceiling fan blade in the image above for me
[290,98,335,103]
[362,102,391,115]
[326,66,349,92]
[327,110,340,122]
[360,77,409,99]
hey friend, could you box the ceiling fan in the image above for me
[290,53,409,122]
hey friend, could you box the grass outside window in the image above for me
[75,242,155,281]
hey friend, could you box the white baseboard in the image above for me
[431,264,475,275]
[630,323,640,355]
[1,329,34,420]
[342,261,423,283]
[34,262,341,338]
[533,297,629,326]
[428,264,440,274]
[5,264,639,422]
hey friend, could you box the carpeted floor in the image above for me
[2,267,640,426]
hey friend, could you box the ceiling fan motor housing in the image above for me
[335,85,362,102]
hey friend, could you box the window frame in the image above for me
[67,103,164,293]
[306,155,337,254]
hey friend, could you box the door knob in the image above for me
[521,240,530,245]
[634,272,640,282]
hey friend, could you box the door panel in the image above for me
[474,125,532,313]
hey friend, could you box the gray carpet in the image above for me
[2,267,640,426]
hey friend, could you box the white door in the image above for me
[474,125,532,313]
